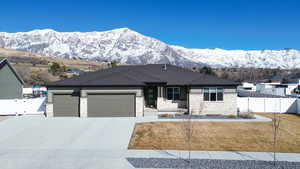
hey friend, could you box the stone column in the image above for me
[80,90,88,117]
[156,86,164,110]
[46,103,54,117]
[46,91,54,117]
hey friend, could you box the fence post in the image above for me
[279,98,281,113]
[264,98,266,113]
[248,97,250,113]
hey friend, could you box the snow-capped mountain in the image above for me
[0,28,299,68]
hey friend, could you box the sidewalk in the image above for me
[126,150,300,162]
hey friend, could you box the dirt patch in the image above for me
[0,116,10,121]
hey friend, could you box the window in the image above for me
[217,88,223,101]
[167,87,180,100]
[203,88,223,101]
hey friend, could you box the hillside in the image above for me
[0,48,107,70]
[0,48,109,86]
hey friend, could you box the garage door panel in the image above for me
[53,94,79,117]
[87,94,135,117]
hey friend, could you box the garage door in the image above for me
[53,93,80,117]
[87,94,135,117]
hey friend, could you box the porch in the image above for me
[143,86,188,116]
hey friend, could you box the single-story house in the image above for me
[46,64,239,117]
[0,58,24,99]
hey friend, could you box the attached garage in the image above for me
[53,93,80,117]
[87,93,136,117]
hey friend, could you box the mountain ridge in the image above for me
[0,28,299,69]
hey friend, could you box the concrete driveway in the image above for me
[0,116,136,169]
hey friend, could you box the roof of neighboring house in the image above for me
[267,74,300,83]
[47,64,239,87]
[237,89,297,98]
[0,58,24,85]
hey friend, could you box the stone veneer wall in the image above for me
[189,87,237,115]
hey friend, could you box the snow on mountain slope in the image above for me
[0,28,299,68]
[172,46,300,69]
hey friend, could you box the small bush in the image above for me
[227,114,237,119]
[238,112,255,119]
[158,114,169,118]
[49,62,66,75]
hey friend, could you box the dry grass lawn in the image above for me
[128,113,300,153]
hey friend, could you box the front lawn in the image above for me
[128,113,300,153]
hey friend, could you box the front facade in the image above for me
[0,59,24,99]
[46,64,238,117]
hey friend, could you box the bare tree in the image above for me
[182,114,193,168]
[271,112,281,167]
[180,102,205,169]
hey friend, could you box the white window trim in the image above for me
[203,88,224,102]
[167,87,180,101]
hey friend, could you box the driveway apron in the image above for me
[0,116,136,169]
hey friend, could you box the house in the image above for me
[256,82,298,97]
[0,58,24,99]
[237,89,297,98]
[46,64,239,117]
[265,73,300,84]
[238,82,256,91]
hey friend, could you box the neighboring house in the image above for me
[0,58,24,99]
[238,82,256,91]
[256,82,298,97]
[265,74,300,83]
[46,64,239,117]
[238,89,297,98]
[65,68,85,76]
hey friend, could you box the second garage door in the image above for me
[87,94,135,117]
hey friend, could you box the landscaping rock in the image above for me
[127,158,300,169]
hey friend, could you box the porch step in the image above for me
[157,108,188,115]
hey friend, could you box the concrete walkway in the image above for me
[126,150,300,162]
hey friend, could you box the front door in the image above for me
[145,86,157,108]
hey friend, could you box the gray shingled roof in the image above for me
[47,64,239,87]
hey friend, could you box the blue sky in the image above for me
[1,0,299,50]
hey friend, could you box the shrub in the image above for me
[30,70,54,85]
[238,111,255,119]
[49,62,66,75]
[227,114,237,119]
[158,114,169,118]
[110,61,118,67]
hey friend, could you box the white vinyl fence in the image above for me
[1,96,299,116]
[237,97,298,113]
[0,97,46,115]
[297,99,300,115]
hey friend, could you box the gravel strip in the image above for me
[158,114,250,120]
[127,158,300,169]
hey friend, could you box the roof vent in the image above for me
[162,64,167,71]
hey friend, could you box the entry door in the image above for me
[145,86,157,108]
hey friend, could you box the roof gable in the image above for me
[0,58,24,85]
